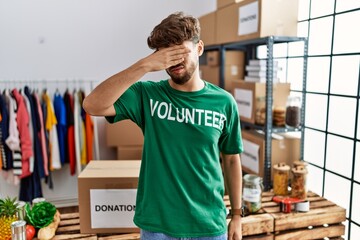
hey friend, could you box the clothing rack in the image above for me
[0,79,100,161]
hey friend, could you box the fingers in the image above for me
[158,45,191,59]
[143,45,191,72]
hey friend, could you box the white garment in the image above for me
[42,92,62,170]
[48,96,61,170]
[73,91,82,175]
[4,90,22,176]
[5,90,21,151]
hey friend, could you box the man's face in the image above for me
[165,40,200,85]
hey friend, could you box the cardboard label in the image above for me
[238,1,259,35]
[90,189,137,228]
[234,88,253,119]
[231,65,239,76]
[241,139,260,173]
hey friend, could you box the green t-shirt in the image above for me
[106,80,243,237]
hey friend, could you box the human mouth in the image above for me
[170,64,185,74]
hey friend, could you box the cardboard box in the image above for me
[201,65,244,92]
[240,130,300,178]
[206,50,245,67]
[232,80,290,123]
[216,0,299,43]
[78,160,141,234]
[200,65,220,86]
[206,51,220,67]
[217,0,245,9]
[225,51,245,66]
[201,51,245,91]
[199,11,217,46]
[106,120,143,147]
[117,146,143,160]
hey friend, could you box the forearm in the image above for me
[83,59,148,116]
[223,154,242,211]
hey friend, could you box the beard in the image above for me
[166,61,197,85]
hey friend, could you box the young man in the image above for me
[83,12,243,240]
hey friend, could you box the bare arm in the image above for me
[222,153,242,240]
[82,45,191,116]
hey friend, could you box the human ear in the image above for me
[197,40,204,56]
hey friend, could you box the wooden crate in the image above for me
[40,191,345,240]
[262,191,346,240]
[44,212,140,240]
[224,192,275,239]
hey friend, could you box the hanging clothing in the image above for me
[24,86,46,179]
[42,92,61,170]
[22,90,35,173]
[11,89,33,179]
[73,91,82,174]
[0,112,3,169]
[41,96,53,189]
[63,91,76,175]
[33,93,49,177]
[80,91,94,163]
[78,91,87,166]
[0,92,12,170]
[5,90,23,177]
[53,92,67,166]
[85,113,94,163]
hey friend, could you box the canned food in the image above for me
[32,197,46,205]
[11,220,26,240]
[16,201,26,220]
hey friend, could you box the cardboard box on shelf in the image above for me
[217,0,245,9]
[240,130,300,178]
[117,146,143,160]
[206,51,220,67]
[78,160,141,234]
[216,0,299,43]
[105,120,143,147]
[200,65,220,86]
[205,50,245,67]
[201,51,245,91]
[200,65,244,92]
[198,11,217,46]
[232,80,290,124]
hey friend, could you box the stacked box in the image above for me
[200,51,245,92]
[78,160,141,234]
[216,0,299,43]
[231,80,290,124]
[240,130,300,178]
[106,120,143,160]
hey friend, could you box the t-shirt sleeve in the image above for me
[218,96,243,154]
[105,82,143,127]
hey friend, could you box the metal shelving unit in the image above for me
[204,36,308,190]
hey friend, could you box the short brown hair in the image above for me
[147,12,200,49]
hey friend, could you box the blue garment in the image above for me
[140,230,227,240]
[53,92,67,165]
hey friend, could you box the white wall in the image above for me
[0,0,216,205]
